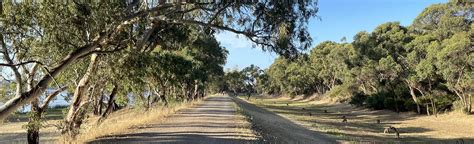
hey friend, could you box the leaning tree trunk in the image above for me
[454,90,471,114]
[408,86,421,114]
[64,54,99,138]
[0,14,140,121]
[98,84,118,123]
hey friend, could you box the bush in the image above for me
[365,93,386,110]
[349,92,366,106]
[325,84,358,102]
[435,94,455,113]
[403,100,416,111]
[453,100,467,113]
[383,97,396,110]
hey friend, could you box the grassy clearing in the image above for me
[239,95,474,143]
[0,107,67,142]
[5,106,66,122]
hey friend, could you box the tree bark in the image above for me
[193,81,199,100]
[27,87,66,144]
[0,14,140,120]
[27,99,40,144]
[64,54,99,137]
[408,85,421,114]
[98,84,118,123]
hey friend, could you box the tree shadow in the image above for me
[245,96,474,143]
[89,96,258,144]
[233,97,336,143]
[89,131,257,144]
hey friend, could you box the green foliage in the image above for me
[349,93,366,107]
[325,84,357,102]
[259,1,473,114]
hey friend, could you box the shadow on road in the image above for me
[232,97,336,144]
[89,95,257,144]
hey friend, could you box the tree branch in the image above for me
[40,87,68,112]
[207,2,232,24]
[0,60,44,67]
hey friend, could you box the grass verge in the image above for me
[232,100,262,143]
[239,95,474,143]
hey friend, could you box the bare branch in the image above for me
[40,86,68,112]
[0,60,44,67]
[0,33,23,96]
[207,2,232,24]
[168,19,256,37]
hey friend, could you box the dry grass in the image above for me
[233,103,260,141]
[243,95,474,143]
[68,100,202,143]
[0,120,61,134]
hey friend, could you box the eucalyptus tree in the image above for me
[266,57,290,94]
[0,0,319,122]
[241,64,261,97]
[406,1,473,114]
[0,2,74,143]
[177,29,227,100]
[436,32,472,113]
[225,70,246,94]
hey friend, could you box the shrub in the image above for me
[403,99,416,111]
[453,100,466,113]
[325,84,358,102]
[365,93,386,110]
[383,97,396,110]
[349,92,367,106]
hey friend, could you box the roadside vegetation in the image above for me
[213,1,473,142]
[219,1,473,116]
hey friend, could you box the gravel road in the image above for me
[233,97,336,144]
[91,95,257,144]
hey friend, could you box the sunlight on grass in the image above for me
[240,95,474,143]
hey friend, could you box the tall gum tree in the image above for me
[0,0,319,121]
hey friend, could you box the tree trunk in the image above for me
[98,84,118,123]
[94,94,103,115]
[26,87,66,144]
[454,90,471,114]
[64,54,99,137]
[0,15,140,121]
[430,96,437,117]
[92,84,103,116]
[193,81,199,100]
[408,86,421,114]
[27,99,41,144]
[27,127,39,144]
[426,104,430,116]
[160,86,168,106]
[468,94,472,114]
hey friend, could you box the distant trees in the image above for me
[210,64,265,97]
[259,1,472,114]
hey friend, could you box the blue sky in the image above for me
[216,0,447,70]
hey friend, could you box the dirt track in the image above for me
[90,95,257,144]
[90,95,336,143]
[233,97,335,144]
